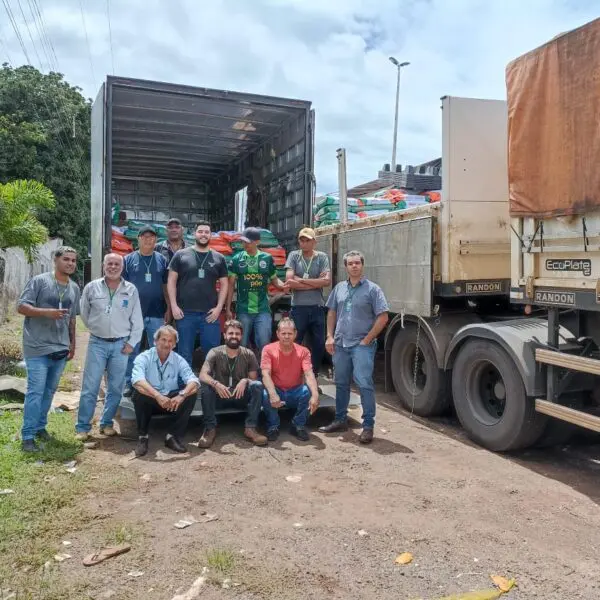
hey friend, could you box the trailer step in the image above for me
[535,348,600,376]
[535,399,600,433]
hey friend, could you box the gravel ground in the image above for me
[52,387,600,600]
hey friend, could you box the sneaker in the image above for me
[290,425,310,442]
[36,430,53,442]
[99,426,117,437]
[75,432,89,442]
[21,439,39,453]
[266,429,279,442]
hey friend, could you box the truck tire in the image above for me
[390,324,450,416]
[452,339,546,451]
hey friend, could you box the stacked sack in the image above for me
[110,226,134,256]
[313,187,440,228]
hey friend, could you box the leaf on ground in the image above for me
[395,552,413,565]
[490,575,516,592]
[435,590,503,600]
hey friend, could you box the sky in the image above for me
[0,0,598,193]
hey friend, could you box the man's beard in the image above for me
[226,339,240,349]
[196,239,209,248]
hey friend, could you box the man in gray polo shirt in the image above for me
[76,253,143,440]
[319,250,389,444]
[17,246,80,452]
[285,227,331,376]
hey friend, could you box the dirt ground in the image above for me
[6,328,600,599]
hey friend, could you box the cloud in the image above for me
[1,0,598,193]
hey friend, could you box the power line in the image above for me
[105,0,115,74]
[16,0,44,71]
[2,0,31,64]
[26,0,55,71]
[30,0,58,70]
[78,0,96,87]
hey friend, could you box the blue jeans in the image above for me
[290,305,325,375]
[21,355,67,441]
[176,311,221,367]
[201,380,264,429]
[238,312,272,351]
[333,343,377,429]
[125,316,164,386]
[261,384,310,431]
[76,336,129,433]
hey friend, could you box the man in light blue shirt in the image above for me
[131,325,199,456]
[319,250,389,444]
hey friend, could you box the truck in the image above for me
[89,76,360,421]
[316,19,600,452]
[90,76,315,281]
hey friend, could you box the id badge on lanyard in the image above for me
[145,273,152,283]
[198,268,205,279]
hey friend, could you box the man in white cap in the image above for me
[285,227,331,377]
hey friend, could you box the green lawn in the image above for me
[0,402,85,590]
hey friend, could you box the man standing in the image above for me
[76,253,143,440]
[155,217,186,263]
[198,319,267,447]
[319,250,389,444]
[17,246,80,452]
[167,221,228,367]
[131,325,199,456]
[123,225,170,396]
[285,227,331,376]
[226,227,285,352]
[261,318,320,442]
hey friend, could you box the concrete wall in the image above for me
[0,238,63,323]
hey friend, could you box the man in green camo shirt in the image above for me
[225,228,286,353]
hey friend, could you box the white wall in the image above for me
[0,238,63,322]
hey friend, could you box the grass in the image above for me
[105,522,139,545]
[0,404,86,592]
[206,548,236,575]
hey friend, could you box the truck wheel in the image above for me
[390,324,450,416]
[452,339,546,451]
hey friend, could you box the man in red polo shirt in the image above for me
[261,317,319,441]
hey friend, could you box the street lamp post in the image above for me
[389,57,410,173]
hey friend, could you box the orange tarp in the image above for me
[506,18,600,218]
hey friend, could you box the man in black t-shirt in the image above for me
[167,221,229,367]
[198,319,267,447]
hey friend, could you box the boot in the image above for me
[196,428,216,449]
[244,427,267,446]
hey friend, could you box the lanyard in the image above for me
[156,359,169,382]
[140,252,154,274]
[54,275,68,308]
[104,280,119,310]
[194,250,210,270]
[301,252,314,275]
[227,354,239,387]
[346,281,361,302]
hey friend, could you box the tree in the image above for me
[0,64,91,274]
[0,179,55,261]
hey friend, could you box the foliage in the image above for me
[0,64,91,278]
[0,179,55,261]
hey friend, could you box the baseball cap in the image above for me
[138,225,157,237]
[240,227,261,243]
[298,227,316,240]
[167,218,182,226]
